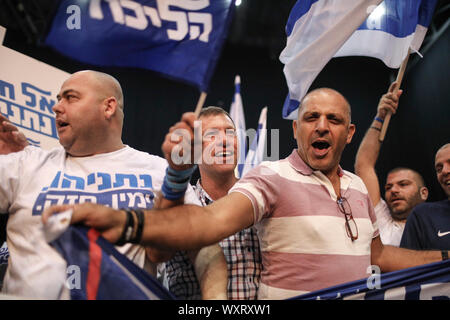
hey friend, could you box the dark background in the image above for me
[0,0,449,202]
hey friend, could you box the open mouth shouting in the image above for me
[56,119,69,128]
[56,119,70,134]
[311,139,331,158]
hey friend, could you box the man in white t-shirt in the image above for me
[0,113,28,290]
[355,82,428,246]
[0,70,226,299]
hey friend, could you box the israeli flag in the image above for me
[335,0,438,68]
[229,75,247,178]
[280,0,436,120]
[241,107,267,177]
[45,0,235,92]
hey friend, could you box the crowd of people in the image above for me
[0,70,448,299]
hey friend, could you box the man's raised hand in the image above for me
[0,114,29,154]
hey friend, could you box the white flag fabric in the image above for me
[229,75,247,178]
[242,107,267,177]
[280,0,440,120]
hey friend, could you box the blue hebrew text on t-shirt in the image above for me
[32,171,155,215]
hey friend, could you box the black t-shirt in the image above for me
[400,200,450,250]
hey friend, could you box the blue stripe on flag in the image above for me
[282,94,300,120]
[417,0,438,26]
[285,0,319,36]
[356,1,436,37]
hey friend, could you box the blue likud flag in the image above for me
[280,0,436,120]
[241,106,267,177]
[291,259,450,300]
[229,75,246,178]
[45,0,235,92]
[50,225,175,300]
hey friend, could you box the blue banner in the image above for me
[51,225,175,300]
[291,260,450,300]
[44,0,235,92]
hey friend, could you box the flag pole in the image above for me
[194,91,207,118]
[379,49,411,142]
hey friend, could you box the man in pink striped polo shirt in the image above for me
[44,88,447,300]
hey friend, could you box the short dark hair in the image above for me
[198,106,235,128]
[387,167,426,189]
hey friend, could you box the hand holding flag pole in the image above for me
[194,92,208,118]
[379,49,411,142]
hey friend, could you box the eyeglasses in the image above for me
[336,197,358,241]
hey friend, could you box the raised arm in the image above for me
[354,82,402,206]
[146,112,201,262]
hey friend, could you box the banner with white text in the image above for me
[44,0,235,92]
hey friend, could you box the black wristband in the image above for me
[442,250,449,261]
[370,126,381,132]
[116,210,134,246]
[131,210,145,244]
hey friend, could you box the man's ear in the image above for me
[420,187,429,201]
[104,97,117,120]
[346,123,356,144]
